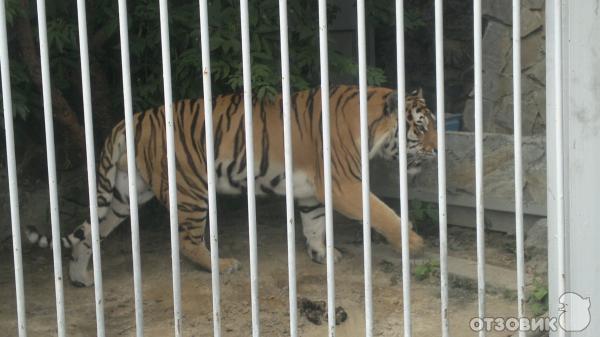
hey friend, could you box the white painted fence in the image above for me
[1,0,595,336]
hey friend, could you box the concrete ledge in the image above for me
[372,131,546,233]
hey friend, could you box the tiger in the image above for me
[27,85,437,287]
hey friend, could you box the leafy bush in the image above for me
[5,0,425,122]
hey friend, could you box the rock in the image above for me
[521,9,544,37]
[524,0,545,10]
[525,218,548,276]
[525,218,547,258]
[483,0,513,25]
[462,19,545,136]
[525,57,546,85]
[483,22,512,74]
[522,31,546,71]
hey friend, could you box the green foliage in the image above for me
[413,259,439,281]
[5,0,425,122]
[528,279,549,316]
[410,200,438,230]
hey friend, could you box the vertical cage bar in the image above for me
[36,0,66,335]
[198,0,222,335]
[157,0,183,335]
[75,1,106,335]
[0,0,27,335]
[117,0,145,335]
[512,1,526,337]
[317,0,336,335]
[395,1,412,337]
[277,0,298,336]
[434,0,449,336]
[552,1,565,337]
[356,0,373,335]
[239,0,260,335]
[473,0,486,335]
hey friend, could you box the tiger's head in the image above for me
[376,88,437,175]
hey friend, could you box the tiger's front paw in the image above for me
[219,258,241,274]
[385,226,425,257]
[307,242,342,264]
[408,230,425,257]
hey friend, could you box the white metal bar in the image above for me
[473,0,486,336]
[512,1,526,337]
[198,0,222,335]
[239,0,260,335]
[117,1,144,336]
[157,0,183,335]
[277,1,298,336]
[434,0,449,336]
[0,0,27,335]
[317,0,336,335]
[552,1,565,337]
[75,1,106,335]
[357,0,373,336]
[395,0,412,336]
[36,0,66,335]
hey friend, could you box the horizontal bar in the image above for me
[116,0,145,335]
[36,0,66,335]
[434,0,449,335]
[317,0,336,335]
[157,0,183,335]
[75,0,106,335]
[277,0,298,336]
[473,0,486,336]
[0,0,27,335]
[198,0,222,335]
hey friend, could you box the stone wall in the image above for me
[462,0,546,135]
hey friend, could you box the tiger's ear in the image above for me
[410,88,424,99]
[384,91,398,115]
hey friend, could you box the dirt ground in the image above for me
[0,197,523,337]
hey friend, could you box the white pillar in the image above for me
[546,1,600,336]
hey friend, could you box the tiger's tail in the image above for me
[25,123,127,249]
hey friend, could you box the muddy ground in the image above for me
[0,197,526,337]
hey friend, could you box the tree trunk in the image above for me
[15,0,86,158]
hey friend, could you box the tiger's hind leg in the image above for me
[67,170,154,287]
[298,197,342,264]
[177,202,240,273]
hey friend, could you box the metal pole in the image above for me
[512,1,526,337]
[0,0,27,335]
[157,0,183,334]
[117,0,145,335]
[473,0,486,335]
[239,0,260,335]
[552,1,565,336]
[75,1,106,335]
[198,0,222,335]
[277,0,298,336]
[356,0,373,335]
[317,0,336,335]
[395,1,412,337]
[434,0,449,336]
[36,0,66,335]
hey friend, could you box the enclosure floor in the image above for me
[0,198,518,337]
